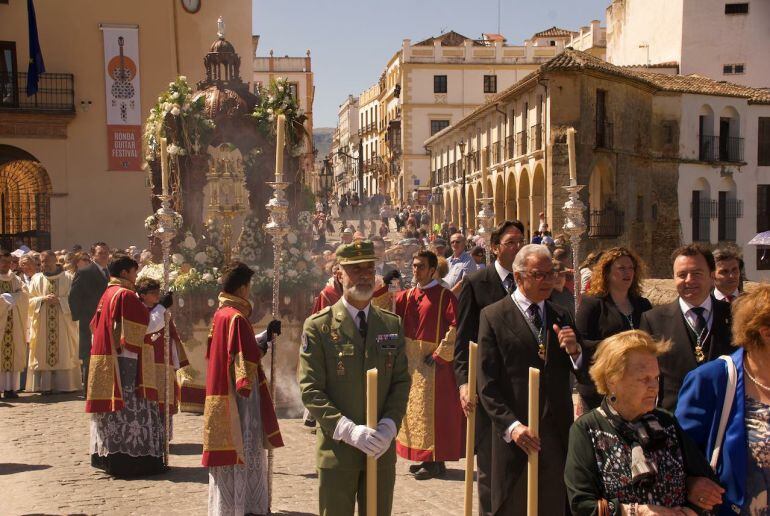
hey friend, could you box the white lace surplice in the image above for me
[90,356,163,459]
[208,384,268,516]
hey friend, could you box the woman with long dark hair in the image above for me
[575,247,652,410]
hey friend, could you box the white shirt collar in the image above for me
[494,260,513,285]
[678,295,713,317]
[341,295,370,322]
[513,288,545,316]
[713,288,739,301]
[416,279,438,290]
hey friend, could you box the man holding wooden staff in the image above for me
[299,240,411,515]
[477,244,585,515]
[455,220,526,515]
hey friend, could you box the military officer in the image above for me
[300,240,411,516]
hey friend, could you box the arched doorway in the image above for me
[532,164,545,230]
[452,189,460,228]
[505,171,517,221]
[494,175,505,225]
[518,169,531,238]
[0,145,52,250]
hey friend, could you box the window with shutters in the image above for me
[483,75,497,94]
[433,75,447,94]
[725,3,749,14]
[758,118,770,166]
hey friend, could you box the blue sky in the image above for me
[253,0,609,127]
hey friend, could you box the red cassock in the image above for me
[85,279,154,413]
[201,294,284,467]
[312,282,342,314]
[147,318,189,415]
[394,282,465,462]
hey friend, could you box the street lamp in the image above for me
[320,157,334,213]
[457,140,468,236]
[337,139,365,231]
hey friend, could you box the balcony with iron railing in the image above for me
[516,130,528,156]
[596,121,613,150]
[506,135,515,160]
[530,124,543,151]
[588,207,624,238]
[0,72,75,113]
[698,134,744,163]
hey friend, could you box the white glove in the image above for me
[333,416,380,457]
[372,418,397,459]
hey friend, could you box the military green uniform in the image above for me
[299,242,411,516]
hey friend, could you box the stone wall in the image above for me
[546,71,681,278]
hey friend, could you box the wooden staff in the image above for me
[366,368,378,516]
[463,342,479,516]
[527,367,540,516]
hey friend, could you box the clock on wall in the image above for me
[181,0,201,14]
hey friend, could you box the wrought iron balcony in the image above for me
[530,123,543,151]
[516,130,528,156]
[0,72,75,113]
[698,134,744,163]
[588,207,624,238]
[506,135,515,160]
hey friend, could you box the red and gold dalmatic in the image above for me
[85,279,155,413]
[394,282,465,461]
[147,318,189,415]
[201,293,284,467]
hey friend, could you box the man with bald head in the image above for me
[27,250,82,393]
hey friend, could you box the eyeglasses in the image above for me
[499,239,525,248]
[523,270,557,281]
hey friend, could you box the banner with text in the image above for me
[102,26,142,171]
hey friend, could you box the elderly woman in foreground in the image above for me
[565,330,719,515]
[677,284,770,514]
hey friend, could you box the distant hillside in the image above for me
[313,127,334,159]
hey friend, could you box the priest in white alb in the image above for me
[0,250,28,399]
[26,250,82,393]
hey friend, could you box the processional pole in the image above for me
[265,114,290,510]
[562,127,586,313]
[155,135,180,467]
[476,150,495,265]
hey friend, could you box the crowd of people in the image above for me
[298,209,768,516]
[2,203,768,516]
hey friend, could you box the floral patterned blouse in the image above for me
[742,396,770,515]
[565,408,713,516]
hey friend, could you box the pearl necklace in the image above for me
[745,366,770,393]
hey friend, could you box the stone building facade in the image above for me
[426,49,770,278]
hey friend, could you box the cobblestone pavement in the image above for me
[0,393,476,515]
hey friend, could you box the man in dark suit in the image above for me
[478,244,584,515]
[640,243,733,411]
[68,242,110,387]
[455,220,525,516]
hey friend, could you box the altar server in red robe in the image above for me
[203,261,284,516]
[313,264,343,314]
[135,278,189,431]
[394,249,465,480]
[86,255,162,477]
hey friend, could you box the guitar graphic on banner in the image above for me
[108,36,136,123]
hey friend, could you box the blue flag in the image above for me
[26,0,45,97]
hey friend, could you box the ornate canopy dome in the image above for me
[193,17,258,149]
